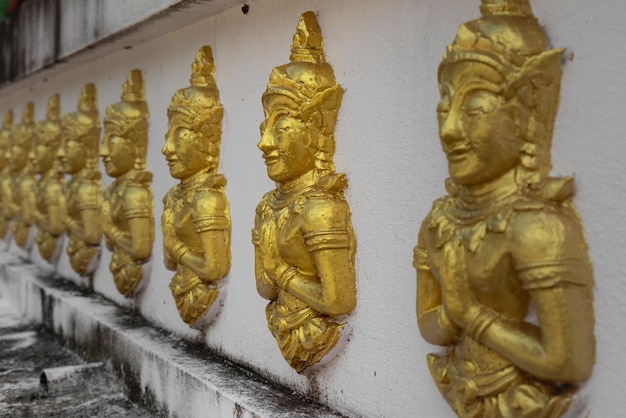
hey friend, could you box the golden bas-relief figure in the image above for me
[0,110,15,239]
[59,84,103,277]
[253,12,357,373]
[162,46,231,327]
[415,1,595,417]
[33,94,65,263]
[102,70,154,297]
[11,102,37,251]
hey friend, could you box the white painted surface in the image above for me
[1,0,625,417]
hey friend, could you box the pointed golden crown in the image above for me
[63,83,101,163]
[290,11,326,64]
[264,12,338,109]
[64,84,99,134]
[47,94,61,122]
[15,102,35,148]
[105,70,149,127]
[263,12,343,173]
[21,102,35,125]
[105,70,150,169]
[480,0,532,16]
[0,110,13,149]
[78,83,98,115]
[2,109,13,129]
[441,0,549,75]
[38,94,62,148]
[121,69,146,103]
[168,45,222,129]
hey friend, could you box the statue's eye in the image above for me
[464,91,497,117]
[174,128,194,144]
[437,97,450,115]
[275,116,294,134]
[259,121,266,135]
[465,106,486,117]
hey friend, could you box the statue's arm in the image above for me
[253,210,278,301]
[161,194,177,271]
[43,182,65,236]
[174,190,230,282]
[285,198,356,317]
[20,178,37,225]
[74,181,102,244]
[8,181,19,217]
[416,221,461,346]
[2,181,13,219]
[478,211,594,383]
[112,186,153,260]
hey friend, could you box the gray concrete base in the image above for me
[0,251,344,418]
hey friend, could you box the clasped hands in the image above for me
[440,241,499,343]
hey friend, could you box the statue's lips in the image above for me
[166,159,177,166]
[445,146,471,161]
[262,154,279,165]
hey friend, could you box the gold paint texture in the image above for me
[59,84,103,277]
[253,12,357,373]
[33,94,65,263]
[415,1,595,416]
[11,102,37,250]
[0,109,14,238]
[162,46,232,327]
[102,70,154,297]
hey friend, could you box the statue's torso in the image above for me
[36,172,62,217]
[65,171,101,226]
[422,193,544,373]
[103,181,130,236]
[163,176,227,276]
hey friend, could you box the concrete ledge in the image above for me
[0,252,345,418]
[0,0,242,92]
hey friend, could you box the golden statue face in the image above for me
[9,143,28,172]
[58,138,86,174]
[162,113,208,180]
[29,143,52,174]
[437,61,523,186]
[258,109,316,183]
[100,129,134,178]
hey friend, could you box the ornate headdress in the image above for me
[168,46,223,160]
[15,102,35,149]
[37,94,61,149]
[262,11,344,175]
[0,109,13,152]
[21,102,34,124]
[440,0,564,184]
[62,84,101,170]
[105,70,150,170]
[2,109,12,130]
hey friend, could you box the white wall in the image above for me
[1,0,625,417]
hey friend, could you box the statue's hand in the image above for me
[277,266,298,291]
[439,241,481,329]
[170,240,188,264]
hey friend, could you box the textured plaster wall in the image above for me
[1,0,625,417]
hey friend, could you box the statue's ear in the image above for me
[198,106,224,141]
[506,48,565,107]
[522,48,565,85]
[300,85,343,125]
